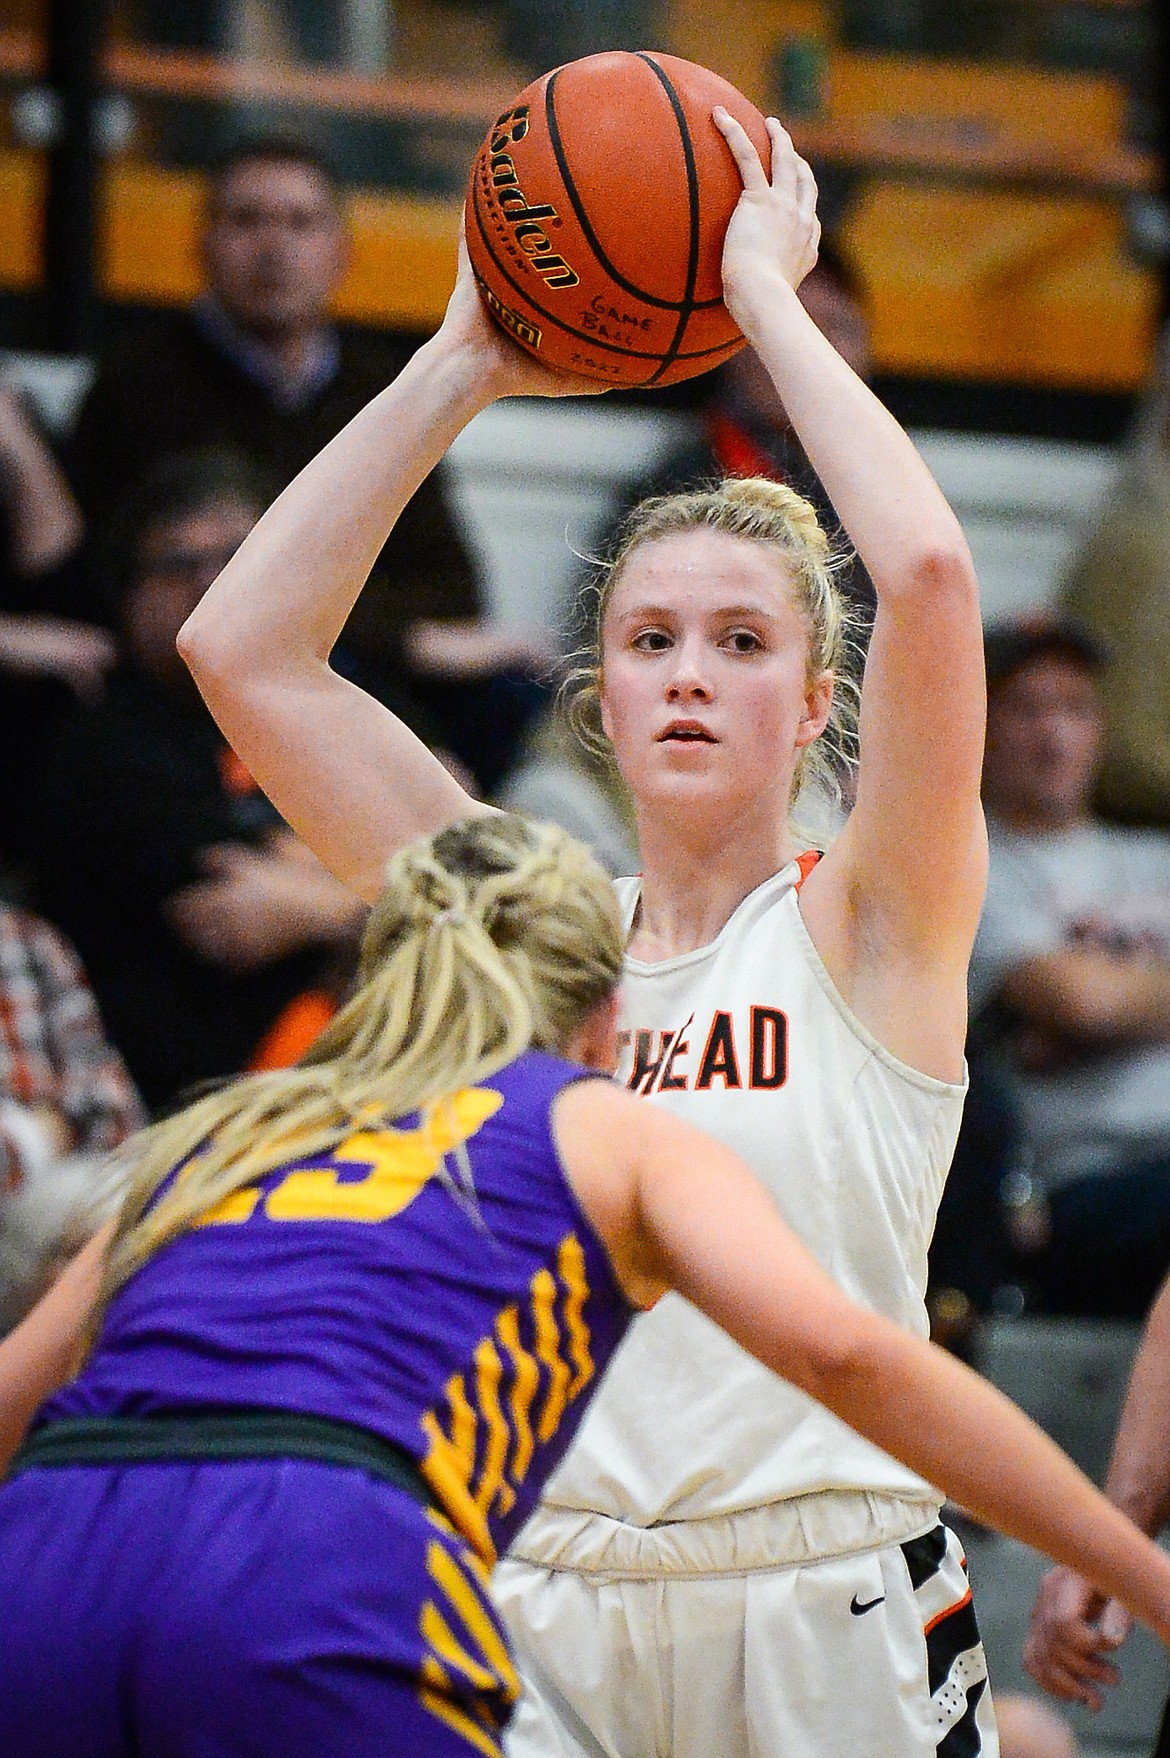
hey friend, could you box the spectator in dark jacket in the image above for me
[65,133,552,787]
[31,450,366,1113]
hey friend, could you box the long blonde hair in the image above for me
[568,476,866,822]
[98,814,624,1311]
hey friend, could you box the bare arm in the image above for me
[1025,1272,1170,1707]
[715,115,986,1075]
[0,384,84,577]
[0,1224,110,1472]
[1001,947,1170,1049]
[178,245,604,903]
[555,1082,1170,1643]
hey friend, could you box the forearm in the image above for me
[0,1226,109,1471]
[806,1313,1170,1641]
[734,274,970,594]
[1005,952,1170,1047]
[1102,1277,1170,1536]
[181,334,498,673]
[0,434,84,576]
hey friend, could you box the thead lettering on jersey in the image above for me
[618,1008,788,1095]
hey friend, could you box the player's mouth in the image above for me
[657,719,718,743]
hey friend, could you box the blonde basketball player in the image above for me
[178,113,992,1758]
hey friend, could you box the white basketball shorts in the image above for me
[495,1492,999,1758]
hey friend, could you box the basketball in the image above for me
[464,51,772,388]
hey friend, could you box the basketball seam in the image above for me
[543,64,688,313]
[469,173,741,375]
[635,53,702,386]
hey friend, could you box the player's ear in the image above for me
[796,669,833,748]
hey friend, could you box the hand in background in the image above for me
[164,840,364,973]
[404,617,560,681]
[0,614,116,701]
[1024,1564,1132,1711]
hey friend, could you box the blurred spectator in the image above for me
[65,132,552,789]
[0,383,115,865]
[611,239,876,620]
[1062,329,1170,828]
[969,613,1170,1318]
[497,699,639,877]
[29,449,365,1114]
[0,901,142,1331]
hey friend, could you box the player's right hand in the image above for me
[438,222,610,402]
[1024,1565,1131,1711]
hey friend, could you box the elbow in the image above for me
[908,541,979,609]
[176,609,236,690]
[790,1311,876,1415]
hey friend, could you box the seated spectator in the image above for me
[30,449,365,1114]
[970,613,1170,1318]
[0,382,114,865]
[64,131,551,787]
[1062,327,1170,827]
[0,901,142,1330]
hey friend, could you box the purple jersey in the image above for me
[41,1050,634,1564]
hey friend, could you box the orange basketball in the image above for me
[464,51,772,388]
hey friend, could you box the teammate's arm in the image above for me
[178,238,603,903]
[713,111,986,1070]
[0,1224,110,1472]
[554,1081,1170,1643]
[1025,1270,1170,1707]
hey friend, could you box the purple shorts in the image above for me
[0,1456,518,1757]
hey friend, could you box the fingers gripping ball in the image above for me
[465,51,771,388]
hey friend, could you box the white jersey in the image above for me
[529,857,967,1532]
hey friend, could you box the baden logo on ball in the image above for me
[464,51,772,388]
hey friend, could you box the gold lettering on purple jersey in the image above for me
[230,1087,503,1225]
[421,1234,595,1564]
[557,1235,594,1397]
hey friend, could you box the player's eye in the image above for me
[631,628,672,652]
[723,628,764,654]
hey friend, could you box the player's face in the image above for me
[203,160,347,340]
[599,529,831,832]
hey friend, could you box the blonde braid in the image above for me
[97,814,624,1317]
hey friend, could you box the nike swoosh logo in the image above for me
[850,1594,886,1616]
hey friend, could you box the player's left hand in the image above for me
[715,110,820,335]
[1024,1564,1131,1711]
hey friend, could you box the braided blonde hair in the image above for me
[98,814,624,1310]
[568,477,865,822]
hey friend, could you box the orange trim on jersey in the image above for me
[794,850,821,891]
[248,990,336,1071]
[923,1586,972,1638]
[217,744,260,798]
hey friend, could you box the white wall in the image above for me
[446,404,1124,633]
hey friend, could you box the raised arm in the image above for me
[714,113,986,1073]
[178,243,603,902]
[555,1080,1170,1643]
